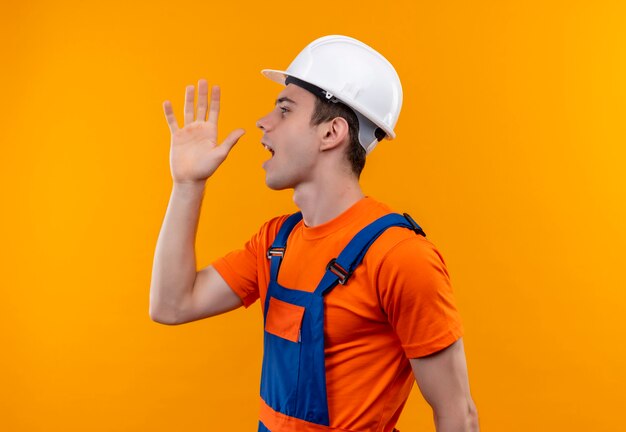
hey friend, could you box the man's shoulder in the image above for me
[336,198,439,267]
[365,223,447,274]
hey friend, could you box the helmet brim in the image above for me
[261,69,288,85]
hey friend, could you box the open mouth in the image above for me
[262,142,275,156]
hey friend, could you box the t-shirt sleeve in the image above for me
[376,236,464,358]
[211,236,261,308]
[211,216,287,308]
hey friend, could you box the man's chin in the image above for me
[265,181,292,192]
[264,175,291,191]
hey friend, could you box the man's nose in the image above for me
[256,112,272,131]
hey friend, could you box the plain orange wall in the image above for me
[2,0,625,430]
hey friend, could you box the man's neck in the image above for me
[292,176,365,227]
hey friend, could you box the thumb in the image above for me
[217,128,246,158]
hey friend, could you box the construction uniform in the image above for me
[213,197,463,431]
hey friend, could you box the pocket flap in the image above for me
[265,297,305,343]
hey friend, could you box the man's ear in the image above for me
[319,117,349,151]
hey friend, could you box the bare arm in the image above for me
[410,338,479,432]
[149,79,245,325]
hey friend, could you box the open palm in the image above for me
[163,79,245,184]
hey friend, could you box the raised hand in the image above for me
[163,79,245,184]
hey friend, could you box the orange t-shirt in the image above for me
[212,197,463,431]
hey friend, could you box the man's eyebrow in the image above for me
[275,97,297,106]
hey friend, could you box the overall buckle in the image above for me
[326,259,352,285]
[266,247,285,259]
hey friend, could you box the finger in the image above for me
[183,85,195,126]
[207,85,221,127]
[196,79,208,121]
[216,128,245,158]
[162,100,179,133]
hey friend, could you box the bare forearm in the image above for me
[434,403,479,432]
[150,181,206,322]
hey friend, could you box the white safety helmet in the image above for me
[262,35,403,154]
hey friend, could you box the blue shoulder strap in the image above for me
[267,212,303,281]
[313,213,425,297]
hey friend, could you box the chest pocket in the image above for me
[265,297,305,343]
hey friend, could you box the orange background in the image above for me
[2,1,625,431]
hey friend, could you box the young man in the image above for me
[150,35,479,431]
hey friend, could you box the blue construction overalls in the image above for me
[258,212,426,432]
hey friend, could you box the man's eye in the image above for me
[279,106,289,115]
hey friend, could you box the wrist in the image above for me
[172,180,206,195]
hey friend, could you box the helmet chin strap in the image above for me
[284,75,386,154]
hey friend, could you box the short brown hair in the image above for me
[309,97,366,178]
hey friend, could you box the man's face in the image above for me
[257,84,321,190]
